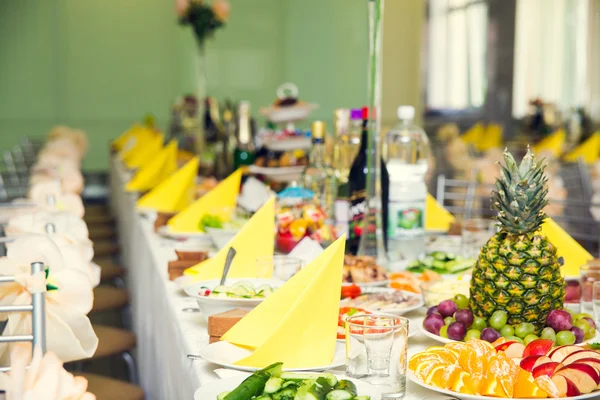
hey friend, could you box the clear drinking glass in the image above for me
[580,260,600,315]
[256,255,303,281]
[345,313,409,399]
[593,282,600,326]
[460,218,495,259]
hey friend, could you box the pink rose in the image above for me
[212,0,230,22]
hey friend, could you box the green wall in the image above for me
[0,1,420,171]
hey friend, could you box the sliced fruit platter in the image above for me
[407,251,475,274]
[409,338,600,398]
[215,362,373,400]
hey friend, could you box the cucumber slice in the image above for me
[333,380,356,396]
[272,388,296,400]
[421,256,434,267]
[230,286,252,297]
[321,373,338,387]
[217,391,230,400]
[325,390,354,400]
[264,377,283,393]
[431,260,446,269]
[353,397,371,400]
[431,251,447,261]
[445,252,456,260]
[212,285,228,294]
[254,396,272,400]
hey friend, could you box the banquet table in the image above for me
[108,157,448,400]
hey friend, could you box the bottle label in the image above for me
[334,199,350,237]
[348,190,366,240]
[388,200,424,238]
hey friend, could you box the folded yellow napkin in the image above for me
[113,124,146,151]
[221,236,345,368]
[461,122,484,145]
[136,157,199,213]
[563,132,600,164]
[126,140,178,192]
[168,169,243,233]
[541,218,593,277]
[119,127,159,163]
[426,193,455,231]
[183,196,275,280]
[123,133,164,169]
[478,123,503,151]
[533,129,566,158]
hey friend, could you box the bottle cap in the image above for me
[350,108,363,120]
[311,121,326,140]
[361,106,376,120]
[397,105,415,121]
[238,101,251,114]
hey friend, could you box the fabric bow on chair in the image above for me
[0,236,98,365]
[0,344,96,400]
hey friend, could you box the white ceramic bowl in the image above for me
[183,278,282,321]
[205,227,238,249]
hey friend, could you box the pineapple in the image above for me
[469,149,565,330]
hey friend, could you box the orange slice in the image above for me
[534,375,561,398]
[414,359,449,381]
[514,368,548,398]
[488,352,518,397]
[409,353,444,371]
[479,375,507,397]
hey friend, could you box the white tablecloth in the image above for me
[108,157,450,400]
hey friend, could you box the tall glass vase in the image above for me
[357,0,387,264]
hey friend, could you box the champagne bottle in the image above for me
[233,101,256,170]
[347,106,389,255]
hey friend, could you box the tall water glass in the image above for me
[580,260,600,315]
[256,256,303,281]
[592,282,600,327]
[345,313,409,399]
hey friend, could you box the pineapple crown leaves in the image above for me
[491,148,549,235]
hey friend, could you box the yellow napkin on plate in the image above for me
[183,196,275,280]
[125,140,178,192]
[461,122,484,146]
[123,133,164,169]
[113,124,149,152]
[221,235,345,369]
[168,169,243,233]
[541,218,593,277]
[426,193,455,231]
[564,132,600,164]
[136,157,198,213]
[477,123,503,151]
[533,129,566,158]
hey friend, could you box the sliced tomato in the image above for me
[341,284,362,299]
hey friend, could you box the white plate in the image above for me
[340,288,424,315]
[195,374,382,400]
[419,322,600,345]
[408,371,600,400]
[343,280,390,288]
[197,340,346,372]
[184,278,283,321]
[247,165,305,182]
[205,227,238,249]
[156,225,213,245]
[264,137,312,151]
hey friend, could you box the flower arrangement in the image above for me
[177,0,230,46]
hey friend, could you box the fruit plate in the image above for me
[340,288,424,315]
[419,323,600,346]
[408,371,600,400]
[196,341,346,372]
[194,374,382,400]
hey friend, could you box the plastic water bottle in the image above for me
[383,105,430,265]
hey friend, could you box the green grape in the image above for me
[507,336,525,344]
[454,294,469,310]
[500,325,515,338]
[440,325,449,338]
[470,317,487,331]
[465,329,481,341]
[585,327,597,340]
[515,323,536,339]
[575,319,591,335]
[444,317,455,325]
[540,327,557,344]
[524,334,539,345]
[574,313,593,321]
[556,330,576,346]
[489,311,508,330]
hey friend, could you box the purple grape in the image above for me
[571,326,585,344]
[546,310,573,331]
[423,313,445,335]
[455,309,474,328]
[583,317,597,330]
[447,322,467,341]
[437,300,458,318]
[427,306,439,315]
[481,327,501,343]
